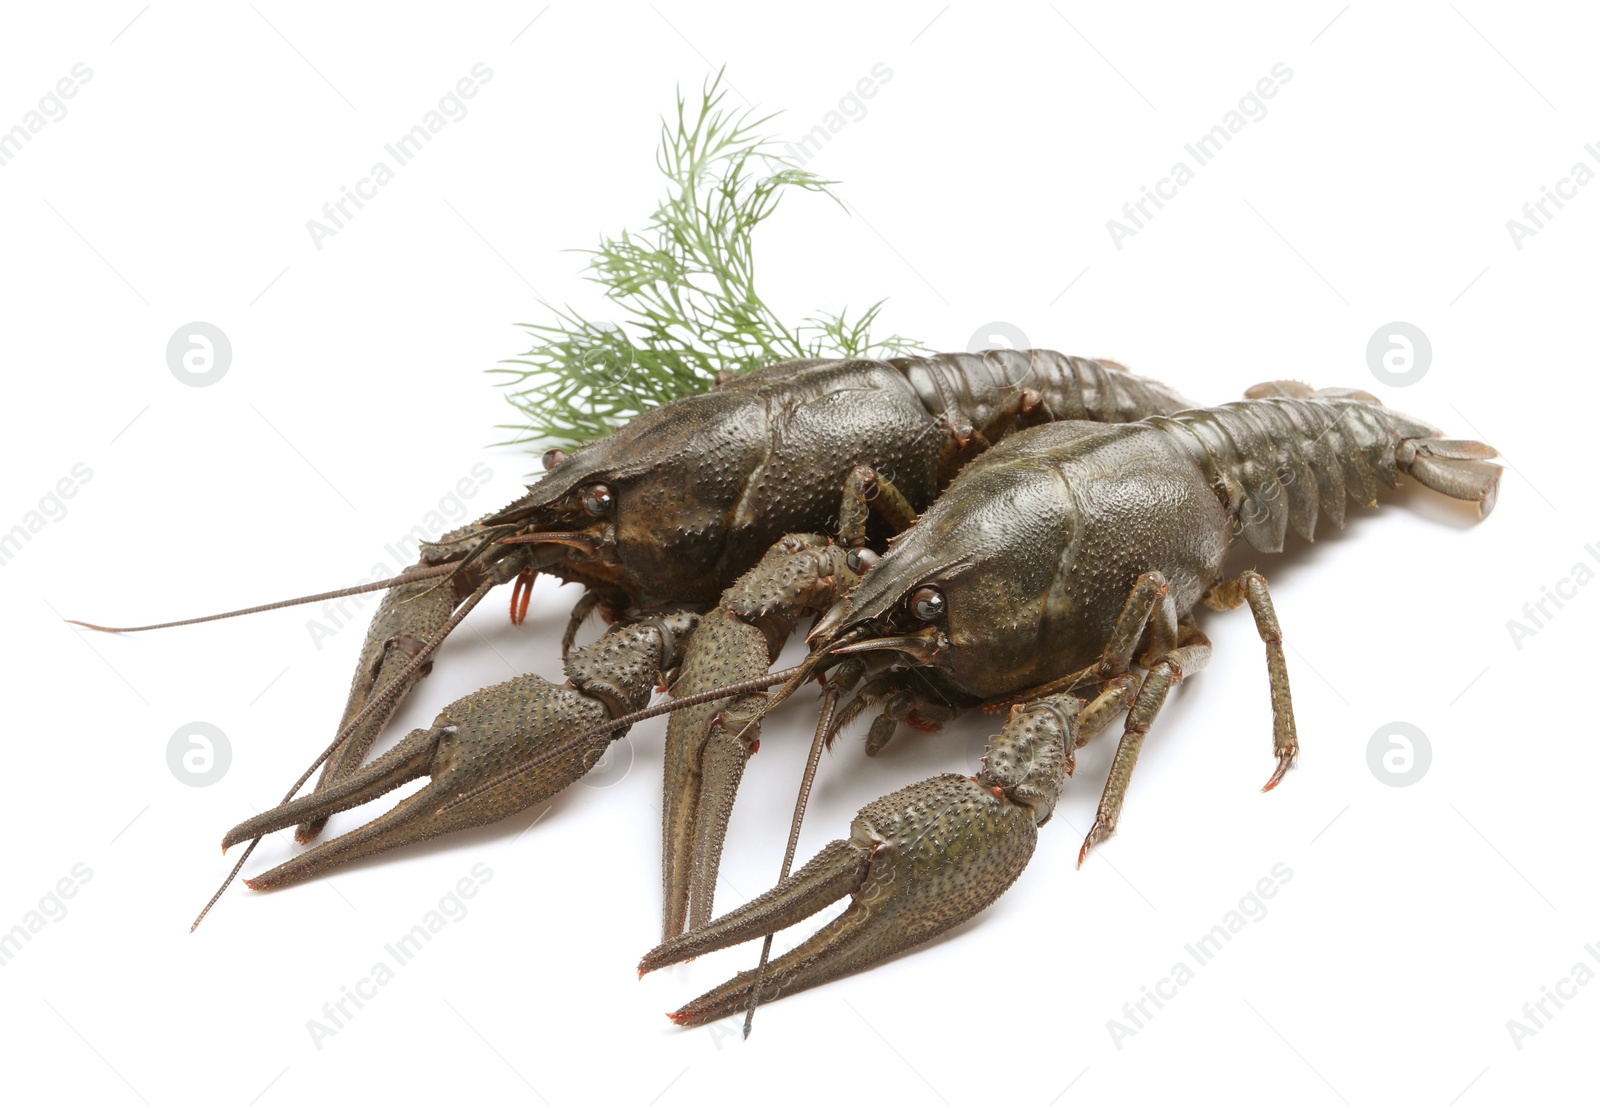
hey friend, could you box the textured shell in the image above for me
[828,420,1232,698]
[491,352,1198,607]
[1147,397,1441,552]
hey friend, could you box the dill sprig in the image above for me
[491,71,919,450]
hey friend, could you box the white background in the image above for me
[1,3,1594,1107]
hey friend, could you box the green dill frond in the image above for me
[491,70,920,451]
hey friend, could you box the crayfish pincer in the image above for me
[637,384,1500,1025]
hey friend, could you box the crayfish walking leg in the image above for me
[1079,568,1300,864]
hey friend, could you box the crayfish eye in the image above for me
[845,547,879,574]
[542,448,568,471]
[909,585,945,623]
[580,483,615,517]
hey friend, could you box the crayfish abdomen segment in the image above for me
[1150,395,1501,551]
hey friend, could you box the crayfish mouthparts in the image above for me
[826,627,943,661]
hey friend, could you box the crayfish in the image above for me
[76,353,1500,1027]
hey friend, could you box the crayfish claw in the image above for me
[232,673,609,889]
[227,611,698,889]
[644,773,1040,1026]
[661,535,856,941]
[645,694,1078,1024]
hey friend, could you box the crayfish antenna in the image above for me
[191,846,259,932]
[69,562,462,633]
[73,520,525,634]
[742,682,839,1039]
[732,653,823,742]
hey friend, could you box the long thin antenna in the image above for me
[70,562,463,633]
[743,682,839,1038]
[190,575,497,929]
[191,843,260,931]
[721,650,826,752]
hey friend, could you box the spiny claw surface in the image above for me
[643,773,1038,1025]
[642,695,1078,1024]
[226,611,696,888]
